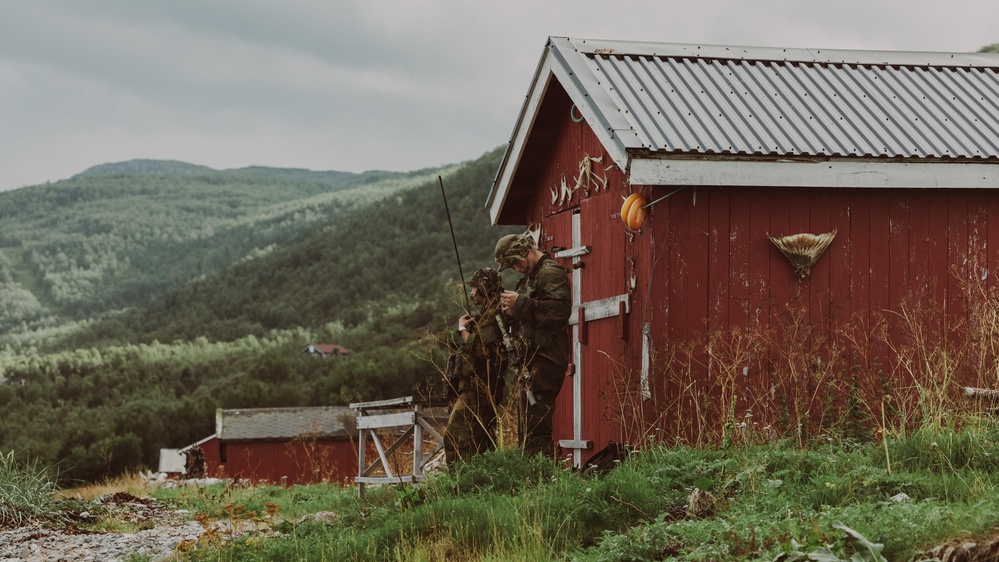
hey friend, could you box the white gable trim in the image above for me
[629,158,999,189]
[488,38,639,225]
[547,37,639,171]
[488,55,555,225]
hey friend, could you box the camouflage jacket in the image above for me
[509,254,571,368]
[452,305,508,396]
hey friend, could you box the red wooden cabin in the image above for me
[181,406,357,485]
[488,37,999,467]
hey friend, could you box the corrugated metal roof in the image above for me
[217,406,354,441]
[552,37,999,161]
[488,37,999,224]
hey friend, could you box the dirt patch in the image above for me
[919,534,999,562]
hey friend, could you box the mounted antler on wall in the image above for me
[768,228,838,278]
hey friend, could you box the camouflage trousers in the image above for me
[512,357,567,460]
[444,380,500,465]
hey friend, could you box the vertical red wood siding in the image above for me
[204,439,356,485]
[649,186,997,442]
[506,76,999,459]
[199,436,221,476]
[514,78,999,458]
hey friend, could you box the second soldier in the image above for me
[444,268,509,464]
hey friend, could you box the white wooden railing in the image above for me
[349,396,447,499]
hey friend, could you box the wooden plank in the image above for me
[350,396,415,410]
[809,188,833,333]
[554,246,591,259]
[988,192,999,292]
[768,188,792,326]
[356,475,418,484]
[356,411,416,430]
[868,191,891,332]
[748,187,771,329]
[828,190,852,336]
[708,187,730,332]
[948,192,969,320]
[641,322,652,400]
[687,188,710,338]
[568,294,630,325]
[968,190,989,290]
[364,431,392,478]
[888,192,909,337]
[927,191,949,308]
[908,190,930,296]
[356,425,367,498]
[619,300,629,341]
[630,157,999,189]
[729,188,751,329]
[558,439,594,449]
[664,188,697,440]
[848,190,871,327]
[646,199,668,410]
[668,192,691,341]
[417,417,444,443]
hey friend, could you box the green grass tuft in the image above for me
[0,450,63,527]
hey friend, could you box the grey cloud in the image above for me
[1,0,997,190]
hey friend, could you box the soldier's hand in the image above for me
[458,314,474,330]
[500,290,519,314]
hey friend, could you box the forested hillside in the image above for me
[0,160,446,348]
[64,147,517,347]
[0,148,520,483]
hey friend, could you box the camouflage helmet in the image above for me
[494,234,535,271]
[466,267,503,298]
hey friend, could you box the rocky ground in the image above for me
[0,518,203,562]
[0,491,247,562]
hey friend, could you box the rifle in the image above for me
[439,175,471,311]
[492,309,535,405]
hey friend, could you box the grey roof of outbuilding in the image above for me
[549,37,999,162]
[216,406,354,442]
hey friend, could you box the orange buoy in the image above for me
[621,193,647,230]
[620,193,642,221]
[626,200,647,230]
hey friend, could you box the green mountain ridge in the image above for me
[0,159,457,339]
[74,158,408,184]
[76,159,218,177]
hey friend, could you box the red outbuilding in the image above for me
[488,37,999,467]
[180,406,357,485]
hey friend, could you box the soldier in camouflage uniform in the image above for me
[495,233,571,459]
[444,268,509,465]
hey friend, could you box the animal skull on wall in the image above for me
[768,228,838,278]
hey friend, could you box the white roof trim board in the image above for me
[489,37,999,223]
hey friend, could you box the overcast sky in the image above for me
[2,1,997,192]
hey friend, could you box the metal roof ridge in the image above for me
[555,36,999,69]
